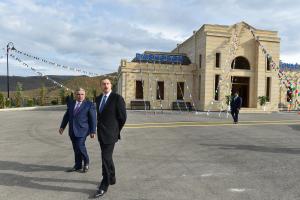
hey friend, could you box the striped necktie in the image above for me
[99,95,107,113]
[74,102,81,114]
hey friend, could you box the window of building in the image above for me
[266,56,271,71]
[266,77,271,102]
[198,75,201,100]
[135,80,143,99]
[214,75,220,101]
[156,81,164,100]
[199,54,202,68]
[216,53,221,68]
[177,82,184,100]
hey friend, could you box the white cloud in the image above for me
[0,0,300,77]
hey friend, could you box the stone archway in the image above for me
[231,56,250,70]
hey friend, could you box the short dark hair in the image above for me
[101,77,112,84]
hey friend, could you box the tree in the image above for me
[0,93,4,109]
[39,85,47,106]
[111,77,117,92]
[92,88,97,102]
[59,88,66,105]
[14,82,23,107]
[85,87,94,102]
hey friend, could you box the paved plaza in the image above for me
[0,109,300,199]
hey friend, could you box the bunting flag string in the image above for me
[221,24,242,97]
[243,23,300,107]
[244,24,291,89]
[156,63,164,113]
[0,47,5,60]
[9,53,74,92]
[179,64,197,112]
[207,23,242,116]
[12,48,100,77]
[139,65,148,112]
[148,62,157,112]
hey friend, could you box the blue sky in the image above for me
[0,0,300,76]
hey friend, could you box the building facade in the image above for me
[117,22,281,111]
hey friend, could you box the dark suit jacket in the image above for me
[60,100,96,137]
[230,96,242,110]
[96,92,127,144]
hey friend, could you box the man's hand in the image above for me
[90,133,96,139]
[59,128,64,135]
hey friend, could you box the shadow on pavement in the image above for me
[0,160,68,172]
[199,143,300,154]
[0,161,100,197]
[288,125,300,131]
[0,172,97,196]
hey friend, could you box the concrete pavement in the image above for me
[0,110,300,199]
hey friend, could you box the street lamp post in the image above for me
[6,42,15,99]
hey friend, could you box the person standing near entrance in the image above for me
[59,88,96,173]
[230,91,242,124]
[94,78,127,198]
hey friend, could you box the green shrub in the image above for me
[5,98,11,108]
[0,93,4,109]
[27,99,34,107]
[51,99,58,105]
[258,96,269,106]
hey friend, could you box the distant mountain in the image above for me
[0,75,76,91]
[47,72,118,97]
[0,72,118,99]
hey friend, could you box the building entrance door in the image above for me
[231,76,250,108]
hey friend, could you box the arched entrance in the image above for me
[231,56,251,107]
[231,56,250,70]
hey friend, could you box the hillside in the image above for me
[0,72,118,100]
[48,72,118,97]
[0,75,75,91]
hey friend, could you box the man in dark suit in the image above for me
[94,78,127,198]
[230,91,242,124]
[59,88,96,173]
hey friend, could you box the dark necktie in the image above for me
[99,95,107,113]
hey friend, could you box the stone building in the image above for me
[117,22,281,111]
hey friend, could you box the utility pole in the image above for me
[6,42,15,99]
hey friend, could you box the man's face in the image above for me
[76,90,86,102]
[235,92,238,97]
[101,79,112,94]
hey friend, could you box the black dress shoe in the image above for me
[110,177,116,185]
[65,167,82,172]
[94,189,106,198]
[82,165,89,173]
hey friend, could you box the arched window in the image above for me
[231,56,250,70]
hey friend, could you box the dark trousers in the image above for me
[99,141,115,191]
[70,134,89,169]
[231,109,239,123]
